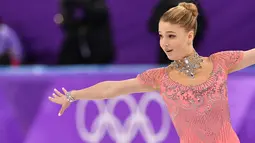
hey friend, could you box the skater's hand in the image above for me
[48,88,70,116]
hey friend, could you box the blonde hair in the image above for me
[160,2,199,36]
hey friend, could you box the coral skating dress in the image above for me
[137,51,243,143]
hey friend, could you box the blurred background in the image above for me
[0,0,255,142]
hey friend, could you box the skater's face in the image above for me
[158,21,194,60]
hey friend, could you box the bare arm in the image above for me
[49,68,162,116]
[72,78,156,100]
[229,48,255,73]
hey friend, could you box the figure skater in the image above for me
[49,2,255,143]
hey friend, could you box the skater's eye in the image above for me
[168,35,176,38]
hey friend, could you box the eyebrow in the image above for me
[158,31,176,33]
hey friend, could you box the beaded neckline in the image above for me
[164,55,218,89]
[169,52,203,78]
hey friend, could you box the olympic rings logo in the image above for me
[75,92,171,143]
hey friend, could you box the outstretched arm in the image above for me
[229,48,255,73]
[71,78,156,100]
[49,68,163,116]
[49,78,157,116]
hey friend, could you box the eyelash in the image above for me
[169,35,176,38]
[159,35,176,39]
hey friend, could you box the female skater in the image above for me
[49,2,255,143]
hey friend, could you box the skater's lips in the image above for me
[166,49,173,53]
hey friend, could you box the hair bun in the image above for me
[178,2,198,17]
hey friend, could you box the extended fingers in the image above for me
[58,103,69,116]
[52,93,58,98]
[54,88,64,96]
[48,96,57,103]
[48,87,71,115]
[58,106,64,116]
[48,88,64,103]
[62,87,68,94]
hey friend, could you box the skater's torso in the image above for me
[137,51,243,143]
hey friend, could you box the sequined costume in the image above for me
[137,51,243,143]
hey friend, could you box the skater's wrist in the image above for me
[65,90,78,102]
